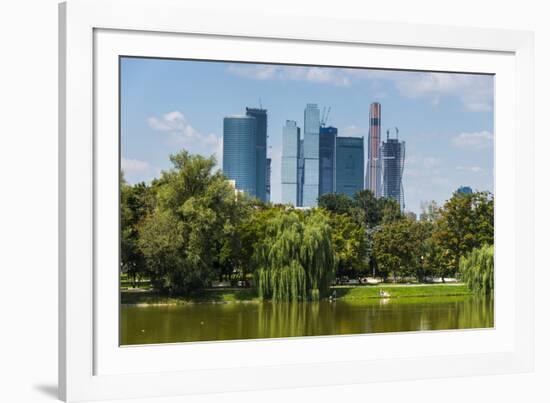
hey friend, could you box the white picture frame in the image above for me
[59,0,534,401]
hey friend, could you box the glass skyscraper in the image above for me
[366,102,382,197]
[319,126,337,196]
[297,139,304,207]
[245,107,268,202]
[266,158,271,202]
[303,104,320,206]
[335,136,364,197]
[281,120,300,205]
[380,130,405,210]
[223,115,257,197]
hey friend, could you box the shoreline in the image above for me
[121,283,473,307]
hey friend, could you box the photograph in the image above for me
[119,57,495,345]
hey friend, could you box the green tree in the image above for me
[460,244,494,294]
[255,210,335,302]
[137,150,252,294]
[330,213,368,278]
[372,218,426,282]
[431,191,494,279]
[318,192,356,216]
[353,190,403,227]
[120,177,155,287]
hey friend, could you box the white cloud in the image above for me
[226,64,350,87]
[456,165,483,173]
[147,111,222,164]
[227,64,492,111]
[121,158,150,175]
[452,130,493,150]
[393,73,493,112]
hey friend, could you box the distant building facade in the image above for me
[266,158,271,202]
[302,104,320,206]
[245,107,268,202]
[319,126,337,197]
[380,130,405,210]
[281,120,300,205]
[456,186,473,194]
[297,139,305,206]
[223,115,257,196]
[335,136,364,197]
[366,102,382,197]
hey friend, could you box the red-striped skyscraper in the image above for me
[366,102,382,197]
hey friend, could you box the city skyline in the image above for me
[120,57,494,214]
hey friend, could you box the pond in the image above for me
[120,295,494,345]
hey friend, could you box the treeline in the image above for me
[121,150,494,298]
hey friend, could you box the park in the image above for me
[120,150,494,344]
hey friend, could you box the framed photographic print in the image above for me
[59,0,534,401]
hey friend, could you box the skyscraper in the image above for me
[335,136,364,197]
[246,107,268,202]
[223,115,257,197]
[380,129,405,210]
[297,139,304,206]
[366,102,382,197]
[266,158,271,202]
[281,120,300,205]
[303,103,320,206]
[319,126,337,196]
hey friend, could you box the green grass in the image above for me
[121,288,259,306]
[333,284,471,301]
[121,284,471,305]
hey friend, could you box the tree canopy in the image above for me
[254,210,335,301]
[120,148,494,298]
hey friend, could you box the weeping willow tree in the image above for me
[255,210,336,302]
[459,244,494,294]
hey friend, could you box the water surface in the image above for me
[121,295,493,345]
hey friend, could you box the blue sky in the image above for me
[121,57,494,215]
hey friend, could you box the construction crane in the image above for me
[320,106,331,127]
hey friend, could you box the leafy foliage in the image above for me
[372,217,429,281]
[431,191,494,278]
[120,176,155,286]
[254,210,335,301]
[459,244,494,294]
[120,148,494,299]
[137,151,253,294]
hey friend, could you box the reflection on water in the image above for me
[121,295,494,345]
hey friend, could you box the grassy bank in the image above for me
[121,283,471,306]
[334,284,470,301]
[121,288,259,306]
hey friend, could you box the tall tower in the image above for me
[336,136,365,197]
[281,120,300,206]
[245,107,268,202]
[303,103,321,207]
[380,128,405,210]
[297,139,305,206]
[319,126,337,197]
[223,115,257,197]
[366,102,382,197]
[266,158,271,203]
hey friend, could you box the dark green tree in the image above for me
[372,218,426,282]
[120,177,155,287]
[318,192,356,216]
[431,191,494,279]
[137,150,252,294]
